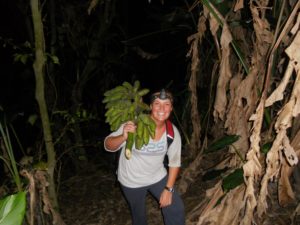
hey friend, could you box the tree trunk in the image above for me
[30,0,58,211]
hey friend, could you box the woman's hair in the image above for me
[150,89,173,104]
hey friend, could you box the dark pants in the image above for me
[120,176,185,225]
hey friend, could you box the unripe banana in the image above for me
[138,102,150,111]
[103,81,153,159]
[111,117,122,131]
[136,119,144,138]
[147,124,155,139]
[108,111,122,126]
[143,125,150,145]
[104,86,125,97]
[133,80,140,93]
[137,89,149,97]
[135,135,144,150]
[122,81,133,91]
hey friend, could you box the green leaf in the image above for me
[261,142,272,154]
[49,55,60,64]
[264,107,271,127]
[202,167,228,181]
[210,0,230,16]
[204,135,240,154]
[214,193,227,207]
[27,114,38,126]
[0,192,26,225]
[13,53,30,65]
[211,0,225,4]
[222,168,244,192]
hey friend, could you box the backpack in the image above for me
[166,119,174,149]
[164,119,174,168]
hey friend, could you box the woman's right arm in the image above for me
[104,134,127,151]
[104,121,136,151]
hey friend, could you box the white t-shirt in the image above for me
[104,123,182,188]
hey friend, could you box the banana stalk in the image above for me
[125,133,135,159]
[103,81,156,159]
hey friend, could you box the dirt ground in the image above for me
[59,151,168,225]
[59,150,300,225]
[59,149,175,225]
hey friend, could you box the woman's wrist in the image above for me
[164,186,175,193]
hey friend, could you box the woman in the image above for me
[104,89,185,225]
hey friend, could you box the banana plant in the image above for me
[103,81,156,159]
[0,192,26,225]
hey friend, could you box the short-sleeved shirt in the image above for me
[104,123,182,188]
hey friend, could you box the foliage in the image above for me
[202,167,228,181]
[201,0,249,74]
[0,192,26,225]
[203,135,240,154]
[182,0,300,224]
[0,118,22,192]
[222,168,244,192]
[103,81,156,159]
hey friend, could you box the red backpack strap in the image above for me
[166,120,174,149]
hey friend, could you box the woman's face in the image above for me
[150,98,173,123]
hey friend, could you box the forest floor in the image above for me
[59,149,300,225]
[59,149,207,225]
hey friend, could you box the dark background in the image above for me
[0,0,194,111]
[0,0,197,171]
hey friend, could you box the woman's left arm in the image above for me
[159,167,180,208]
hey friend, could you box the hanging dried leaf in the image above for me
[275,101,294,130]
[257,130,285,217]
[278,157,296,207]
[250,2,273,56]
[187,14,207,157]
[265,61,294,107]
[234,0,244,12]
[286,31,300,71]
[293,72,300,116]
[87,0,100,15]
[131,46,159,60]
[291,13,300,35]
[213,24,233,121]
[205,6,219,36]
[242,98,264,223]
[282,135,298,166]
[178,14,208,194]
[243,151,261,179]
[257,31,300,214]
[197,185,245,225]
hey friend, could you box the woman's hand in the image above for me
[122,121,136,140]
[104,121,136,151]
[159,190,173,208]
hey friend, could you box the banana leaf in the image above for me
[204,135,240,154]
[261,142,273,154]
[202,167,229,181]
[222,168,244,192]
[0,191,26,225]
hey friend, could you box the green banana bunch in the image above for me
[134,113,156,150]
[103,81,156,159]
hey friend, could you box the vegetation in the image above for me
[103,81,155,159]
[1,0,300,224]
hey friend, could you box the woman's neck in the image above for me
[153,121,166,141]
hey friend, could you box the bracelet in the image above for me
[164,186,174,193]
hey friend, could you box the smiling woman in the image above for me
[150,89,173,136]
[104,88,185,225]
